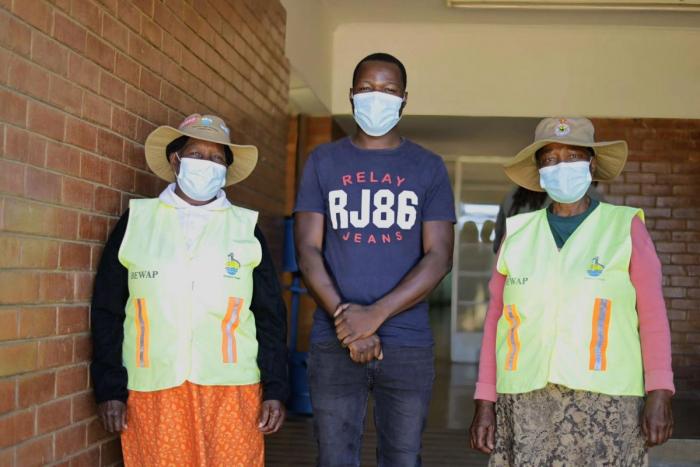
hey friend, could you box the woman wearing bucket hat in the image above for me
[469,118,674,465]
[90,114,288,466]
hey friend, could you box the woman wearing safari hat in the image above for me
[90,113,288,466]
[468,118,674,465]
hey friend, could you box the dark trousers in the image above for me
[308,340,434,467]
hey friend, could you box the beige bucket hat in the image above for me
[504,117,628,192]
[145,113,258,186]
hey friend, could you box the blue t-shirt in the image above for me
[293,137,456,347]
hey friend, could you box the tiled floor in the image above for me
[266,360,700,466]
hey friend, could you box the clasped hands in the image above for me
[333,303,385,364]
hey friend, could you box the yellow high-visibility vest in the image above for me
[496,202,644,396]
[118,198,262,391]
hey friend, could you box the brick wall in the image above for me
[0,0,290,464]
[593,118,700,397]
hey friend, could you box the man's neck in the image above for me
[351,128,402,150]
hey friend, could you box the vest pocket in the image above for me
[503,304,521,371]
[589,298,612,371]
[134,298,150,368]
[221,297,244,363]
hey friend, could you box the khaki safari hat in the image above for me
[145,113,258,186]
[504,117,628,192]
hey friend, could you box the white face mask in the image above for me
[176,156,227,202]
[539,160,592,204]
[352,91,404,137]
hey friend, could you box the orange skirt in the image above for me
[121,381,264,467]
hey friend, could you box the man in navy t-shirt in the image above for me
[294,53,455,466]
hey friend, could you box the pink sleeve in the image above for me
[474,255,505,402]
[630,216,675,394]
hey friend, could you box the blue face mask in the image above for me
[352,91,404,137]
[538,160,592,204]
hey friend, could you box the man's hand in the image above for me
[258,400,286,435]
[333,303,384,346]
[348,334,383,364]
[469,400,496,454]
[98,400,127,433]
[642,389,673,447]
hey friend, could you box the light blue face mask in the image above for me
[352,91,404,137]
[176,156,227,202]
[538,160,592,204]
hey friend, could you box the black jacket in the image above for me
[90,210,289,403]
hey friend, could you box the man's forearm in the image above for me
[297,245,342,316]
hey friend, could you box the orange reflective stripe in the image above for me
[221,297,243,363]
[503,304,521,371]
[135,298,150,368]
[589,298,612,371]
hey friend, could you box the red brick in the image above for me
[25,166,63,203]
[39,271,75,302]
[125,87,148,116]
[25,133,48,168]
[0,408,35,448]
[31,31,69,75]
[72,334,92,362]
[94,186,121,215]
[53,12,87,52]
[19,237,60,269]
[16,433,54,466]
[139,66,161,99]
[86,33,115,72]
[0,271,40,306]
[70,446,101,467]
[66,117,98,151]
[101,12,128,51]
[59,243,92,270]
[133,0,154,16]
[91,244,104,270]
[111,107,136,138]
[68,52,101,93]
[117,0,141,32]
[71,392,95,422]
[99,70,125,104]
[0,9,32,56]
[0,378,16,415]
[0,159,26,196]
[27,101,65,142]
[80,153,111,184]
[0,309,19,341]
[82,92,112,128]
[87,417,109,443]
[100,437,122,466]
[56,365,88,396]
[37,336,73,369]
[12,0,53,32]
[78,213,109,241]
[110,162,135,192]
[18,306,57,339]
[0,341,38,377]
[0,88,28,128]
[8,56,51,100]
[62,177,95,210]
[128,30,162,73]
[58,306,89,334]
[49,75,84,116]
[71,0,101,33]
[124,140,147,170]
[135,118,155,143]
[141,15,161,47]
[17,371,56,407]
[96,129,124,161]
[55,423,87,459]
[114,52,139,86]
[37,397,72,434]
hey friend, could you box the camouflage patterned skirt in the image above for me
[489,384,647,467]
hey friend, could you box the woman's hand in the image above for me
[98,400,127,433]
[258,400,286,435]
[642,389,673,446]
[469,400,496,454]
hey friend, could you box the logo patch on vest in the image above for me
[130,270,159,280]
[506,276,529,286]
[586,256,605,277]
[224,253,240,278]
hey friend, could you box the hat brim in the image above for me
[144,126,258,186]
[504,138,628,192]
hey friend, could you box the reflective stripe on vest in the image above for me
[496,202,644,397]
[119,198,262,392]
